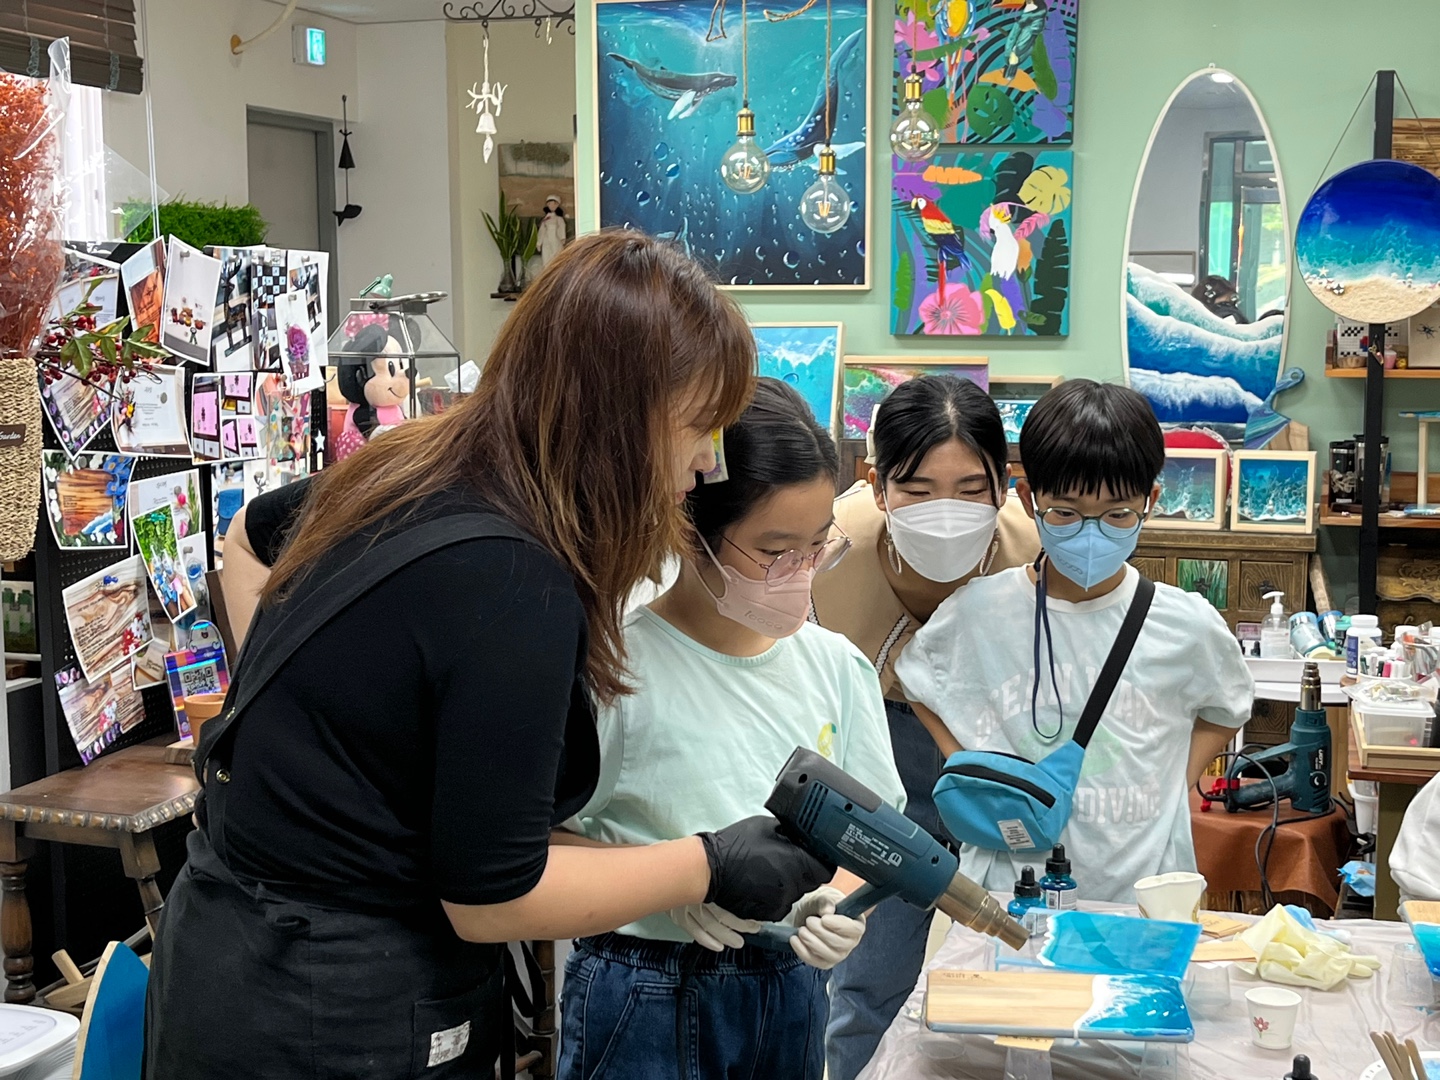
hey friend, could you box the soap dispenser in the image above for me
[1260,591,1291,659]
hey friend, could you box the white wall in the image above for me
[104,0,358,205]
[447,21,576,361]
[343,20,454,340]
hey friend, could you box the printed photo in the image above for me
[190,373,222,462]
[161,238,222,363]
[2,580,37,655]
[41,450,136,550]
[120,237,166,344]
[112,365,191,457]
[208,246,255,371]
[133,505,198,622]
[61,555,153,681]
[249,248,290,371]
[55,665,144,765]
[40,373,111,458]
[49,247,120,327]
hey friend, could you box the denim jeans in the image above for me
[825,700,946,1080]
[558,931,827,1080]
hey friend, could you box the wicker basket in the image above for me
[0,358,42,561]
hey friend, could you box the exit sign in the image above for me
[293,25,327,66]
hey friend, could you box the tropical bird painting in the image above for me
[893,149,1072,337]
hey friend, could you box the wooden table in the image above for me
[0,740,198,1004]
[1349,728,1436,922]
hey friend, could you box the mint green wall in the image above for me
[576,0,1440,604]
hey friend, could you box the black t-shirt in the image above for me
[219,479,599,906]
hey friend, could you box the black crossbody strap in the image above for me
[1072,576,1155,750]
[195,512,537,779]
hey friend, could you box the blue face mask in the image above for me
[1033,515,1142,591]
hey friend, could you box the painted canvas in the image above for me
[893,0,1077,144]
[752,323,843,435]
[1177,559,1227,610]
[1230,451,1317,534]
[892,150,1071,336]
[595,0,869,288]
[843,358,988,439]
[1150,449,1226,531]
[1297,160,1440,324]
[925,970,1193,1043]
[1125,263,1287,428]
[499,142,578,243]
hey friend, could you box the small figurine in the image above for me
[334,319,415,462]
[539,194,568,267]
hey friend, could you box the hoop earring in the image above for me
[886,533,903,575]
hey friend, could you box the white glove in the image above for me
[788,886,866,970]
[668,903,761,952]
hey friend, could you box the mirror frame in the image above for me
[1121,67,1292,399]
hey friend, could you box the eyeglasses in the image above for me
[1034,503,1148,539]
[723,528,852,586]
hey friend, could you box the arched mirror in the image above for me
[1123,68,1290,438]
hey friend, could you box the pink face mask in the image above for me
[698,535,815,638]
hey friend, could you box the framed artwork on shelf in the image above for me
[989,374,1061,447]
[892,0,1079,145]
[1176,557,1228,610]
[1149,448,1228,532]
[893,149,1072,337]
[593,0,871,289]
[842,356,988,440]
[1229,450,1317,535]
[751,323,844,438]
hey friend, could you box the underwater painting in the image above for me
[893,150,1071,336]
[842,358,988,439]
[1150,450,1226,531]
[595,0,870,288]
[1296,160,1440,324]
[1177,559,1228,609]
[1230,451,1316,534]
[894,0,1078,144]
[1124,263,1290,429]
[752,324,843,436]
[995,398,1034,442]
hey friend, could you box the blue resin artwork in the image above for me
[1154,455,1219,525]
[995,398,1034,442]
[752,324,842,435]
[1039,912,1201,980]
[1125,263,1286,427]
[595,0,869,288]
[1235,456,1312,525]
[1297,160,1440,324]
[1401,902,1440,979]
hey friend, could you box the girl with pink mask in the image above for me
[555,378,905,1080]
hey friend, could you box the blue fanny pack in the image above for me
[932,572,1154,854]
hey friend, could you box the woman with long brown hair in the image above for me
[144,233,833,1079]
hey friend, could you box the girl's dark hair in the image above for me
[686,377,840,551]
[872,375,1008,505]
[1019,379,1165,500]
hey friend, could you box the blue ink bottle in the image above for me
[1008,866,1044,922]
[1041,844,1077,911]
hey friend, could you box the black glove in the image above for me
[697,816,835,923]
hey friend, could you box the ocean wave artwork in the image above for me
[1076,975,1192,1042]
[843,361,989,439]
[1125,263,1284,425]
[1154,459,1218,523]
[595,0,868,287]
[752,324,842,435]
[995,398,1034,442]
[1297,160,1440,323]
[1235,457,1311,523]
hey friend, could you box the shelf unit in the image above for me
[1326,368,1440,379]
[1321,472,1440,529]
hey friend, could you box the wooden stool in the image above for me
[0,741,198,1004]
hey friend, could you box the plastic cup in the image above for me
[1182,961,1232,1019]
[1245,986,1301,1049]
[1387,942,1439,1007]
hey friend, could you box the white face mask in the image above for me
[884,496,999,582]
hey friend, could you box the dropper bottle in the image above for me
[1041,844,1077,911]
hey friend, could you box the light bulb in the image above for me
[720,107,770,195]
[889,73,940,162]
[799,145,851,234]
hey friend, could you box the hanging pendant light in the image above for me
[719,0,770,194]
[890,70,940,162]
[800,0,849,233]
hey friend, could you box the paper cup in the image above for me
[1245,986,1300,1049]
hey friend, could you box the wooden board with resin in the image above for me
[1402,901,1440,979]
[925,970,1194,1043]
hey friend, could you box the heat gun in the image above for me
[746,748,1027,951]
[1224,661,1333,815]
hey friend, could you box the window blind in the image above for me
[0,0,144,94]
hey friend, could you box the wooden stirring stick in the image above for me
[1406,1038,1427,1080]
[1386,1033,1413,1080]
[1372,1031,1407,1080]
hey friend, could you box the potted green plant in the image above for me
[483,190,538,294]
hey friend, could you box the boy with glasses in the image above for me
[895,380,1254,902]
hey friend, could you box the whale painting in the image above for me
[595,0,870,288]
[1296,159,1440,324]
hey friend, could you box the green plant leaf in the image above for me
[965,85,1015,141]
[122,199,267,247]
[1031,31,1058,100]
[911,36,971,63]
[1029,220,1069,336]
[99,335,118,364]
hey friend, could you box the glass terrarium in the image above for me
[325,291,475,461]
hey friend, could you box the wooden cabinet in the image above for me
[1132,529,1317,633]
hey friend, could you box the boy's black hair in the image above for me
[1019,379,1164,500]
[872,375,1007,503]
[686,377,840,551]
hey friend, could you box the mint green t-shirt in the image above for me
[566,606,907,942]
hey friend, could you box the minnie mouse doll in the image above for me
[333,318,416,461]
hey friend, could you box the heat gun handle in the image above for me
[741,883,894,951]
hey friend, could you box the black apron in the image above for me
[145,513,540,1079]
